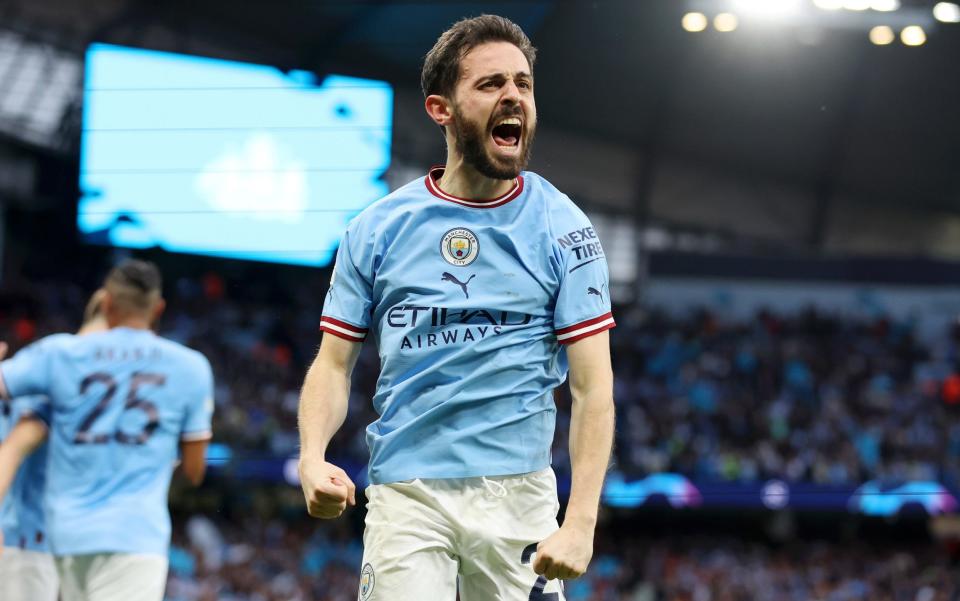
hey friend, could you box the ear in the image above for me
[101,290,114,316]
[151,298,167,327]
[425,94,454,128]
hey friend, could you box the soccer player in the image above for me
[298,15,615,600]
[0,291,108,601]
[0,260,214,601]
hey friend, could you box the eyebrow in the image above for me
[475,71,533,84]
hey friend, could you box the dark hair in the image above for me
[104,259,163,313]
[421,14,537,99]
[108,259,162,293]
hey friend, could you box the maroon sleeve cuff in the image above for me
[319,316,368,342]
[555,312,615,345]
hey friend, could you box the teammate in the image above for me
[298,15,615,600]
[0,291,108,601]
[0,259,214,601]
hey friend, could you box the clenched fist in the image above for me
[299,458,356,519]
[533,523,594,581]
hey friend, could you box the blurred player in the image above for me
[0,290,108,601]
[298,15,615,600]
[0,259,214,601]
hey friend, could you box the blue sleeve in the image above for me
[1,339,55,398]
[180,355,214,441]
[320,220,374,342]
[550,202,615,345]
[12,396,52,428]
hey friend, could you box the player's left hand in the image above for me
[532,522,594,580]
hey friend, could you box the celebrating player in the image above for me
[0,291,108,601]
[298,15,615,600]
[0,260,214,601]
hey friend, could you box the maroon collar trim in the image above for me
[424,166,524,208]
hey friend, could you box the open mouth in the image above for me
[491,117,522,148]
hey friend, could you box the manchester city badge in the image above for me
[359,563,375,600]
[440,227,479,266]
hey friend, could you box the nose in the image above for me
[501,79,522,104]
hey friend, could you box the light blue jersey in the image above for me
[0,328,213,557]
[320,168,614,484]
[0,394,51,552]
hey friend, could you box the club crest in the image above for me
[359,563,375,600]
[440,227,479,266]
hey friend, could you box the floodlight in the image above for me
[715,13,739,32]
[870,0,900,11]
[813,0,843,9]
[682,12,709,32]
[900,25,927,45]
[933,2,960,22]
[869,25,895,44]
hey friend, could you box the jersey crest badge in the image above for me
[440,227,479,266]
[359,563,376,600]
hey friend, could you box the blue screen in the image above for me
[78,43,393,267]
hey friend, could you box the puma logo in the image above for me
[441,272,476,298]
[587,284,607,302]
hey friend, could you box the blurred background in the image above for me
[2,0,960,599]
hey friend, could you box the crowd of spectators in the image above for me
[4,272,960,490]
[5,269,960,599]
[604,308,960,488]
[162,512,958,601]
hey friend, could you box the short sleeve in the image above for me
[13,395,52,428]
[181,355,214,442]
[320,222,374,342]
[551,205,616,345]
[1,339,55,399]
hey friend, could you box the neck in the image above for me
[108,316,152,330]
[437,151,516,200]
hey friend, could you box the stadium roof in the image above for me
[3,0,959,253]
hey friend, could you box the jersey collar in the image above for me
[424,166,524,209]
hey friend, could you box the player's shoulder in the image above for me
[339,175,434,254]
[152,336,211,372]
[348,176,430,230]
[20,332,75,355]
[521,171,589,227]
[35,332,74,347]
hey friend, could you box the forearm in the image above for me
[0,419,46,503]
[0,445,21,504]
[298,352,353,460]
[564,388,615,529]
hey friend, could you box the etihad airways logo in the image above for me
[386,304,532,351]
[387,306,531,328]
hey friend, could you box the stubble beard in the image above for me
[451,103,535,180]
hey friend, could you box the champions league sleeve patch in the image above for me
[440,227,479,266]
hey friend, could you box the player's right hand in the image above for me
[298,458,356,519]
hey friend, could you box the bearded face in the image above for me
[450,100,536,180]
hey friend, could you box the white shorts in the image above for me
[56,553,168,601]
[0,546,59,601]
[359,467,566,601]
